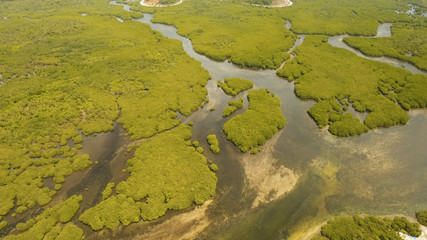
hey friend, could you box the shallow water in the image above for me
[79,2,427,239]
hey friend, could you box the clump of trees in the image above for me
[417,211,427,226]
[318,215,421,239]
[3,195,83,240]
[207,134,220,153]
[218,78,254,96]
[344,23,427,71]
[79,125,217,230]
[280,0,420,35]
[277,35,427,136]
[223,89,286,152]
[150,0,296,69]
[223,98,244,117]
[0,0,212,226]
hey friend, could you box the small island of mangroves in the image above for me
[0,0,426,239]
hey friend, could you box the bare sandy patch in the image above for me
[241,131,299,208]
[271,0,293,7]
[251,0,293,8]
[132,200,213,240]
[140,0,184,7]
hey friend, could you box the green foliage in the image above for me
[79,194,140,230]
[16,219,36,231]
[210,164,218,172]
[397,74,427,110]
[223,89,286,152]
[220,78,254,96]
[392,216,421,237]
[207,134,219,146]
[308,100,343,128]
[148,0,295,69]
[417,211,427,226]
[0,0,211,219]
[223,106,238,117]
[159,0,180,4]
[344,23,427,70]
[197,147,204,154]
[55,223,83,240]
[0,220,7,230]
[80,125,217,230]
[329,113,369,137]
[278,35,427,136]
[102,183,115,200]
[280,0,420,35]
[44,226,62,240]
[207,134,220,153]
[4,195,82,240]
[320,215,421,240]
[223,98,244,117]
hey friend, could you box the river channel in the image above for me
[78,2,427,239]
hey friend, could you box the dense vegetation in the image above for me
[138,0,296,69]
[279,0,421,35]
[127,0,424,68]
[159,0,180,4]
[246,0,273,5]
[316,215,421,239]
[223,89,286,152]
[0,0,214,235]
[223,98,244,117]
[79,125,217,230]
[344,22,427,70]
[4,195,83,240]
[417,211,427,226]
[277,35,427,136]
[207,134,220,153]
[218,78,254,96]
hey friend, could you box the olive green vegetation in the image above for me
[0,220,7,230]
[280,0,420,36]
[55,223,84,240]
[102,183,115,200]
[223,89,286,152]
[4,195,82,240]
[417,211,427,226]
[127,0,423,69]
[158,0,180,4]
[0,0,211,221]
[141,0,296,69]
[209,164,219,172]
[223,98,244,117]
[318,215,421,239]
[79,125,217,230]
[246,0,273,5]
[218,78,254,96]
[277,35,427,136]
[207,134,220,154]
[344,22,427,70]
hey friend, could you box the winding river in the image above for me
[75,2,427,239]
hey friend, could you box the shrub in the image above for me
[207,134,220,154]
[223,89,286,152]
[220,78,254,96]
[416,211,427,226]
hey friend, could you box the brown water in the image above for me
[8,2,422,239]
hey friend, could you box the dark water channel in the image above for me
[74,2,427,239]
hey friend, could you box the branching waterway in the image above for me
[87,2,427,239]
